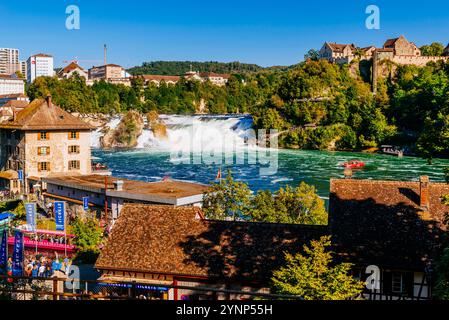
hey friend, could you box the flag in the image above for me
[0,229,7,272]
[54,201,66,231]
[25,202,36,232]
[12,231,23,277]
[216,169,222,180]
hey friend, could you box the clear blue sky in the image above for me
[1,0,448,69]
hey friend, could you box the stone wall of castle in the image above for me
[390,55,449,67]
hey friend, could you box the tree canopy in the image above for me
[271,236,364,300]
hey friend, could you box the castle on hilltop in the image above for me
[319,35,449,93]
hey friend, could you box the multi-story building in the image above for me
[199,72,230,86]
[20,61,27,77]
[0,74,25,96]
[88,64,125,81]
[319,43,357,64]
[57,62,88,80]
[0,48,20,75]
[27,53,54,83]
[0,96,93,192]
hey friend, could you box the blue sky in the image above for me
[1,0,448,68]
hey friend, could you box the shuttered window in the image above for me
[68,160,80,170]
[37,146,50,156]
[68,145,80,154]
[38,162,50,172]
[38,132,49,140]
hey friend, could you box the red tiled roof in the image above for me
[32,53,52,58]
[59,62,86,75]
[136,75,180,82]
[0,93,27,99]
[326,43,356,53]
[1,100,29,109]
[95,204,326,283]
[329,178,448,270]
[0,98,94,130]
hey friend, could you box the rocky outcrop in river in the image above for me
[100,110,144,149]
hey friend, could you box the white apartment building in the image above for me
[0,74,25,95]
[0,48,20,75]
[27,53,54,83]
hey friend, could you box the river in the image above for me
[91,114,449,199]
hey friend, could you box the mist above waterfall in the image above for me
[92,114,256,153]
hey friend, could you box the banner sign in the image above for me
[54,201,65,231]
[0,229,7,271]
[12,231,23,276]
[25,203,36,231]
[83,197,89,211]
[18,170,23,181]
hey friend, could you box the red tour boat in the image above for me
[341,160,365,169]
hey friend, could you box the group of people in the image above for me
[1,254,72,279]
[23,254,72,278]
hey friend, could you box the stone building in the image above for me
[88,64,125,81]
[0,96,93,193]
[319,42,357,64]
[383,35,421,56]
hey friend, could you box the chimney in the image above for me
[113,180,124,191]
[419,176,430,211]
[46,94,52,107]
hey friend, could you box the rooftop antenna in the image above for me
[104,44,107,66]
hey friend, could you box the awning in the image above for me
[0,170,18,180]
[43,192,96,207]
[0,212,14,221]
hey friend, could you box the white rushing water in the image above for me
[91,116,123,148]
[92,114,257,152]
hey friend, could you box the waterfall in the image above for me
[91,116,122,148]
[92,114,256,152]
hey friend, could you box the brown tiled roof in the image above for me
[0,93,27,99]
[95,204,326,284]
[444,44,449,56]
[329,178,448,270]
[136,75,180,82]
[327,43,356,53]
[32,53,52,58]
[1,100,29,109]
[0,98,94,130]
[59,62,86,75]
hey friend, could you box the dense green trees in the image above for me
[271,236,364,300]
[203,171,328,225]
[127,61,264,76]
[420,43,445,56]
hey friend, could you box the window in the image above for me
[69,131,80,140]
[37,146,50,156]
[38,132,49,140]
[38,162,50,172]
[68,160,80,170]
[13,180,18,188]
[68,145,80,154]
[392,272,403,293]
